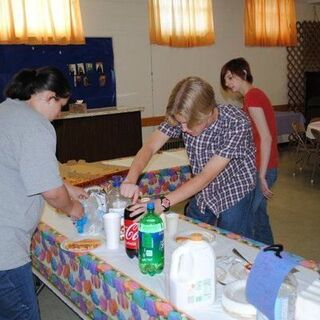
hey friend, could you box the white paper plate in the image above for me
[60,236,103,253]
[222,280,257,319]
[175,230,216,244]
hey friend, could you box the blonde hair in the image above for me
[165,76,216,129]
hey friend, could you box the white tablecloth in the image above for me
[102,149,190,171]
[306,121,320,139]
[41,205,318,320]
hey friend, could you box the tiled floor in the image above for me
[37,145,320,319]
[269,144,320,260]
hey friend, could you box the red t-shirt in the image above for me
[243,88,278,170]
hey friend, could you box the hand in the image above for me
[127,202,147,220]
[127,198,164,220]
[64,183,89,201]
[120,182,140,203]
[69,200,84,219]
[259,176,273,199]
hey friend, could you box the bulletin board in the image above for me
[0,38,116,109]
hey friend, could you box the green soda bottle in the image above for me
[138,202,164,276]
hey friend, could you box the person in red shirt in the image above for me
[220,57,278,245]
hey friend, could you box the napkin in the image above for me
[296,279,320,320]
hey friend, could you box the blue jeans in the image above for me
[185,191,254,238]
[250,169,277,245]
[0,262,40,320]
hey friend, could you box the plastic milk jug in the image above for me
[169,233,216,311]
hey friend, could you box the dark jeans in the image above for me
[185,191,254,238]
[250,169,277,245]
[0,262,40,320]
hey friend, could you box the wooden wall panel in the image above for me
[287,21,320,114]
[53,112,142,163]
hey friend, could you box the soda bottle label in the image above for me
[139,230,164,263]
[124,219,139,249]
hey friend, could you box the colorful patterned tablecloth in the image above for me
[31,222,189,320]
[32,159,193,320]
[137,165,191,197]
[31,150,320,319]
[31,212,320,320]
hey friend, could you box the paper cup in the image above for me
[103,212,121,250]
[108,207,126,240]
[160,213,167,230]
[166,212,179,238]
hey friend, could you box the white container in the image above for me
[169,233,216,311]
[103,212,122,250]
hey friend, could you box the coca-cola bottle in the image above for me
[124,204,145,258]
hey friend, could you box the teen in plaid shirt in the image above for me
[121,76,256,237]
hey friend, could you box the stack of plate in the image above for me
[296,279,320,320]
[221,279,257,319]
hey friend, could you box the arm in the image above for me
[248,107,273,198]
[64,182,89,200]
[129,155,230,215]
[155,155,230,212]
[120,129,170,202]
[42,185,84,219]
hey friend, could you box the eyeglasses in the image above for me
[50,96,59,101]
[38,95,59,103]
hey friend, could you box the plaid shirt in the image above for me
[159,104,256,217]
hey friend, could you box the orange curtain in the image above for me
[245,0,297,46]
[0,0,85,45]
[148,0,215,47]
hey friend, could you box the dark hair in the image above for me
[4,66,71,100]
[220,57,253,90]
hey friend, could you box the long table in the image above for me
[275,111,305,143]
[306,120,320,139]
[31,150,320,319]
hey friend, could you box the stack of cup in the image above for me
[103,212,122,250]
[164,212,180,239]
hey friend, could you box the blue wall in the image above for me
[0,38,116,108]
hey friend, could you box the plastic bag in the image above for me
[75,186,107,236]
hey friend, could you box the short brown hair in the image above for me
[220,57,253,91]
[165,76,216,129]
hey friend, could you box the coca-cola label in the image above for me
[124,220,138,249]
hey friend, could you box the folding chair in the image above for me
[291,121,317,176]
[310,128,320,184]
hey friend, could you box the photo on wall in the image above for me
[85,63,93,73]
[96,62,104,74]
[68,64,77,76]
[77,63,85,75]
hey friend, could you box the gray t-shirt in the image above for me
[0,98,62,270]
